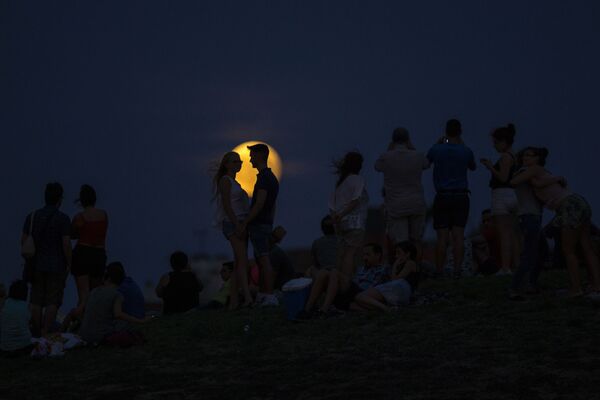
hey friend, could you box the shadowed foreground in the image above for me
[2,271,600,400]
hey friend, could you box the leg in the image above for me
[579,223,600,291]
[304,270,330,312]
[30,304,42,338]
[355,289,389,312]
[320,270,344,312]
[562,226,583,295]
[257,254,274,294]
[495,215,514,273]
[450,227,465,275]
[230,235,253,307]
[435,229,449,274]
[74,275,90,315]
[42,305,59,336]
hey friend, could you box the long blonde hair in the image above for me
[212,151,240,196]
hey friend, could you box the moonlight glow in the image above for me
[231,141,282,196]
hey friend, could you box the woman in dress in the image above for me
[510,147,600,296]
[214,151,252,309]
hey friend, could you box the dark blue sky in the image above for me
[2,1,599,284]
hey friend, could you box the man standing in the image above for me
[427,119,476,278]
[22,182,72,337]
[375,127,429,260]
[241,143,280,306]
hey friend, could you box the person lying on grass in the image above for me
[298,242,389,319]
[354,241,420,312]
[79,262,151,345]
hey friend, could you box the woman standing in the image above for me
[71,184,108,315]
[329,151,369,279]
[214,151,252,309]
[480,124,519,275]
[510,147,600,296]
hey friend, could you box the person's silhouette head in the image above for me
[363,243,383,267]
[445,119,462,138]
[213,152,243,194]
[520,147,548,167]
[392,127,410,144]
[248,143,269,170]
[44,182,63,207]
[8,280,28,301]
[335,151,363,186]
[105,262,126,285]
[492,124,516,152]
[77,184,97,208]
[170,251,189,272]
[321,215,335,236]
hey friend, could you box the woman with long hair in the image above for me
[214,151,252,309]
[329,151,369,284]
[480,124,519,275]
[510,147,600,296]
[70,184,109,316]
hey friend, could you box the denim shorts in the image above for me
[248,223,273,257]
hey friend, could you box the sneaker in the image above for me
[260,295,279,307]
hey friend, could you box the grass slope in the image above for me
[2,271,600,400]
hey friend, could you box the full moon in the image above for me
[231,141,282,196]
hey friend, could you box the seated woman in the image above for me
[0,280,32,356]
[155,251,203,315]
[354,241,419,312]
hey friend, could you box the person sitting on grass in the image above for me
[305,215,338,279]
[202,261,234,310]
[156,251,203,315]
[299,243,389,318]
[0,280,33,356]
[354,241,420,312]
[470,209,501,276]
[118,274,146,320]
[79,262,151,345]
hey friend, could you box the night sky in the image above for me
[2,1,600,288]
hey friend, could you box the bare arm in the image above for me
[155,274,169,298]
[218,177,241,226]
[510,166,542,186]
[482,154,513,183]
[244,189,267,225]
[531,174,566,188]
[113,296,149,324]
[332,199,360,225]
[391,260,417,280]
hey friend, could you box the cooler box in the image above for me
[282,278,312,320]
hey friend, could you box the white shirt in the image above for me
[216,176,250,224]
[329,174,369,231]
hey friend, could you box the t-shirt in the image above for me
[270,245,295,290]
[375,147,429,217]
[329,175,369,231]
[22,205,71,273]
[426,143,476,192]
[80,286,122,344]
[250,168,279,225]
[163,271,202,315]
[216,176,250,224]
[311,235,338,269]
[118,277,146,319]
[353,264,389,290]
[0,299,31,351]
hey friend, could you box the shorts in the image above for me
[248,223,273,257]
[375,279,412,306]
[552,194,592,229]
[332,281,362,311]
[222,215,247,240]
[433,193,470,230]
[386,214,425,243]
[337,229,365,249]
[30,270,67,307]
[71,245,107,278]
[491,188,518,216]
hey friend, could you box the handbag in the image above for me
[21,211,36,258]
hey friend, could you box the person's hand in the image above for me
[480,158,493,170]
[331,213,341,225]
[436,136,447,144]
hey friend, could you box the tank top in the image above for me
[489,153,517,189]
[216,176,250,223]
[76,211,108,248]
[163,271,201,314]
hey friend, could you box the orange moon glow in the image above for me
[231,141,282,196]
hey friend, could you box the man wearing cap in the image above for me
[240,143,280,306]
[375,127,429,260]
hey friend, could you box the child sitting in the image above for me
[155,251,203,315]
[203,262,234,309]
[355,241,420,312]
[1,280,33,356]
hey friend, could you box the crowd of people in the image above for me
[2,119,599,356]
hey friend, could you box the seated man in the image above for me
[471,209,501,276]
[0,280,32,356]
[299,243,389,318]
[118,275,146,319]
[305,215,338,279]
[79,262,150,345]
[155,251,203,315]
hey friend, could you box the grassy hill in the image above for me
[2,271,600,400]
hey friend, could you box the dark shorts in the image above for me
[433,193,470,230]
[30,270,67,307]
[333,282,362,311]
[71,245,107,278]
[248,223,272,258]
